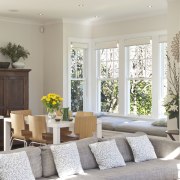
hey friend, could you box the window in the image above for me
[127,42,152,116]
[70,43,87,112]
[160,42,167,114]
[96,45,119,113]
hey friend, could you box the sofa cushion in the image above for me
[76,137,98,170]
[0,151,35,180]
[57,159,179,180]
[89,139,126,170]
[40,137,98,175]
[50,142,84,178]
[149,137,180,159]
[41,146,57,177]
[126,135,157,162]
[0,146,42,178]
[99,135,134,162]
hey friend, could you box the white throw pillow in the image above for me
[0,151,35,180]
[50,142,84,178]
[126,135,157,162]
[89,139,126,170]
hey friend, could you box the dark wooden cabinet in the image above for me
[0,69,31,116]
[0,69,31,150]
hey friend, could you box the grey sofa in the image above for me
[1,135,180,180]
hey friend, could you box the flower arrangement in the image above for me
[163,31,179,129]
[41,93,63,113]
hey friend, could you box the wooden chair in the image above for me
[28,115,53,146]
[11,110,32,116]
[61,115,97,141]
[74,116,97,139]
[76,111,93,117]
[10,113,30,149]
[11,110,32,130]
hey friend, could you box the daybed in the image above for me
[100,116,167,137]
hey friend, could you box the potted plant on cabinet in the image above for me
[0,42,30,68]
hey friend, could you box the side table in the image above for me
[165,130,179,141]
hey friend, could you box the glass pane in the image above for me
[129,59,145,78]
[114,61,119,78]
[71,49,77,78]
[71,48,84,78]
[101,80,118,113]
[100,62,107,78]
[100,49,106,61]
[107,61,113,78]
[146,59,152,78]
[129,44,152,78]
[114,48,119,60]
[130,80,152,115]
[71,80,83,112]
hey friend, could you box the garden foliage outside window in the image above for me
[127,41,152,116]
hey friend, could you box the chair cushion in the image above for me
[0,146,42,178]
[0,151,35,180]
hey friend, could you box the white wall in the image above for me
[43,21,63,101]
[0,19,44,114]
[92,15,167,38]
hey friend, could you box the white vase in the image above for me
[12,61,25,69]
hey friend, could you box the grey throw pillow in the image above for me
[89,139,126,170]
[50,142,84,178]
[126,135,157,162]
[0,151,35,180]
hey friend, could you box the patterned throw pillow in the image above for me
[89,139,126,170]
[0,151,35,180]
[50,142,84,178]
[126,135,157,162]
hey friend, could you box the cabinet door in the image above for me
[5,76,28,112]
[0,77,5,115]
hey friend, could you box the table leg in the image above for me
[167,133,176,141]
[97,122,102,138]
[53,127,60,144]
[4,121,11,151]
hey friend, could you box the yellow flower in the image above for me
[46,98,50,102]
[52,101,56,105]
[41,96,46,101]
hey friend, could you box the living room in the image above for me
[0,0,179,179]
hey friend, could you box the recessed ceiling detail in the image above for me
[0,0,167,23]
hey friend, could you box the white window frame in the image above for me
[96,46,119,113]
[126,42,153,116]
[67,38,91,112]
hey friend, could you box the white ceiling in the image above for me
[0,0,168,23]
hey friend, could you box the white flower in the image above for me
[169,104,178,112]
[163,94,175,105]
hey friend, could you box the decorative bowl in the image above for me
[0,62,10,68]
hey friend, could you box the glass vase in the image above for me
[47,109,56,120]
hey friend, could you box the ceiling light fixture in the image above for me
[39,13,44,16]
[78,0,85,8]
[9,9,19,13]
[147,5,152,8]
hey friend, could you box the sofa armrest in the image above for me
[149,137,180,159]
